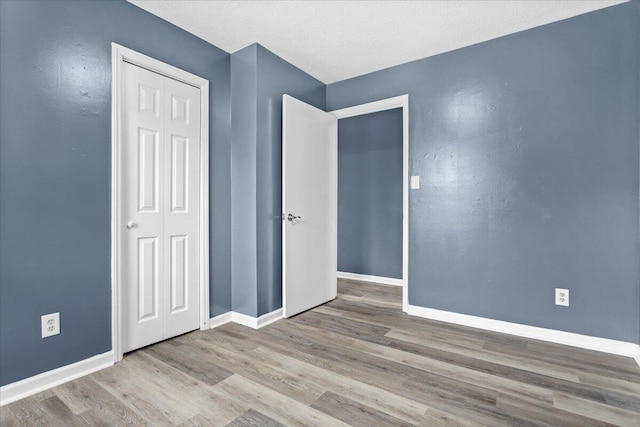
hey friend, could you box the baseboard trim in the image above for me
[255,308,284,328]
[0,351,114,407]
[407,305,640,364]
[209,308,283,330]
[208,311,233,329]
[337,271,403,287]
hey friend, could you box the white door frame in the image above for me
[111,43,210,363]
[329,95,409,313]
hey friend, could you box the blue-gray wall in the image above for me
[0,0,232,386]
[327,2,640,343]
[338,109,403,279]
[231,45,259,317]
[231,44,325,317]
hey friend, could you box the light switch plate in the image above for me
[410,175,420,189]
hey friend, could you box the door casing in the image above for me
[111,43,210,363]
[329,95,409,313]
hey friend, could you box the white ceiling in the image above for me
[128,0,626,84]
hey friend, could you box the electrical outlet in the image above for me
[555,288,569,307]
[41,312,60,338]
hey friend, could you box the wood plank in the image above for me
[37,395,85,427]
[53,376,148,426]
[222,323,407,393]
[386,328,582,383]
[94,352,247,425]
[495,393,614,427]
[420,408,485,427]
[213,375,350,427]
[142,339,233,386]
[179,413,216,427]
[226,409,286,427]
[578,372,640,396]
[311,391,413,427]
[0,394,70,427]
[183,335,327,405]
[553,392,640,427]
[249,345,431,425]
[399,378,540,427]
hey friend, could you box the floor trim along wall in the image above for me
[0,351,114,407]
[209,308,283,330]
[407,305,640,365]
[208,312,234,329]
[337,271,403,287]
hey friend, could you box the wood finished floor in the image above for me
[2,279,640,426]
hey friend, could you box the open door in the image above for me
[282,95,337,318]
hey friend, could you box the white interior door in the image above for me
[121,62,200,352]
[282,95,337,318]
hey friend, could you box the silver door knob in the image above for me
[126,221,136,229]
[287,214,301,221]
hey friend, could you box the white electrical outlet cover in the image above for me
[555,288,569,307]
[41,312,60,338]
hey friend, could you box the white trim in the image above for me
[634,347,640,367]
[330,95,409,313]
[233,308,284,329]
[0,352,113,407]
[337,271,403,287]
[111,43,210,363]
[408,305,640,361]
[209,309,283,330]
[208,312,233,329]
[253,308,284,328]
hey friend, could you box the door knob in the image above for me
[126,221,136,229]
[287,213,301,222]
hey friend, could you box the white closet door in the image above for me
[121,62,200,353]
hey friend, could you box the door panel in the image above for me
[137,237,158,321]
[162,77,200,339]
[122,63,165,351]
[138,129,159,212]
[170,235,187,313]
[282,95,338,318]
[121,62,200,352]
[170,136,188,213]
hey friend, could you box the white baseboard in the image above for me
[208,311,233,329]
[254,308,284,328]
[407,305,640,365]
[209,308,283,330]
[0,351,113,407]
[337,271,403,287]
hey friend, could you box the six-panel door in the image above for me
[121,63,200,353]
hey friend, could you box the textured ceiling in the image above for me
[128,0,626,84]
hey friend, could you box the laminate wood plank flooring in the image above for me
[2,279,639,426]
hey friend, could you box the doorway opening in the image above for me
[330,96,409,312]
